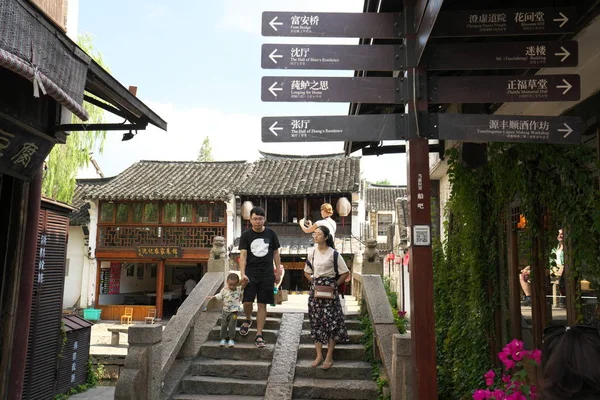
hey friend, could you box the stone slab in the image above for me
[362,275,395,324]
[191,358,271,380]
[161,273,223,374]
[294,359,372,380]
[292,377,377,400]
[297,344,365,361]
[300,329,363,344]
[264,313,304,400]
[161,359,191,400]
[199,341,275,361]
[181,376,267,396]
[373,323,399,378]
[128,325,162,345]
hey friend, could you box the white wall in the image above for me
[85,201,99,307]
[63,226,85,308]
[226,196,235,248]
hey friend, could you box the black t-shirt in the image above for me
[239,227,280,278]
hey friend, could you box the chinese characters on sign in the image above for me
[432,7,576,38]
[434,114,582,145]
[0,126,53,180]
[37,232,47,285]
[488,119,551,141]
[136,246,182,258]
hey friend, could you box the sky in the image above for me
[76,0,408,184]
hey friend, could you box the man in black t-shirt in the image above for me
[238,207,281,348]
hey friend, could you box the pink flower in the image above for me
[498,351,515,370]
[512,350,523,361]
[525,349,542,365]
[506,339,524,358]
[502,374,512,384]
[398,311,407,318]
[506,392,526,400]
[473,389,492,400]
[491,389,506,399]
[484,370,496,386]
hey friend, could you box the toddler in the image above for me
[208,273,245,347]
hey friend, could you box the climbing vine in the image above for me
[434,141,600,399]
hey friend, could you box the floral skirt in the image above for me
[308,276,349,344]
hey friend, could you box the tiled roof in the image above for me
[78,157,361,203]
[236,157,360,196]
[81,161,251,201]
[69,177,115,226]
[258,150,345,160]
[365,185,408,211]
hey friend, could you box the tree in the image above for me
[42,34,109,203]
[374,179,391,185]
[197,136,214,162]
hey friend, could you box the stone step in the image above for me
[294,359,372,380]
[218,316,282,330]
[292,377,377,400]
[190,358,271,380]
[302,319,361,331]
[181,376,267,397]
[300,329,363,344]
[297,344,366,361]
[173,395,264,400]
[200,341,275,361]
[208,327,278,343]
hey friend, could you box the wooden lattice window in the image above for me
[100,202,114,223]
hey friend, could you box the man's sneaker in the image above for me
[521,297,532,307]
[219,339,227,347]
[228,340,235,347]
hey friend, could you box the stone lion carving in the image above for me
[210,236,226,260]
[363,238,379,263]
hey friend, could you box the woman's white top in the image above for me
[315,217,337,239]
[304,247,349,278]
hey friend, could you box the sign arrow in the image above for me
[553,12,569,28]
[268,49,283,64]
[555,46,571,62]
[269,16,283,31]
[558,123,573,138]
[268,82,283,97]
[556,79,573,95]
[269,121,283,136]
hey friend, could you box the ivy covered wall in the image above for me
[433,142,600,399]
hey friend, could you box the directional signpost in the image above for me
[262,114,407,142]
[426,40,578,70]
[261,44,405,71]
[431,7,576,37]
[429,74,580,103]
[260,7,585,399]
[262,11,403,38]
[261,76,405,103]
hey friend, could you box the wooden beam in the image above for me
[95,259,101,308]
[156,260,165,319]
[507,215,522,340]
[407,137,438,398]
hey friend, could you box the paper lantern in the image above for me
[336,197,351,217]
[241,201,254,220]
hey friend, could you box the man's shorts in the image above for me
[243,275,275,305]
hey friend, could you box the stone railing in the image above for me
[361,274,413,400]
[115,238,227,400]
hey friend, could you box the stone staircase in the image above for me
[172,315,282,400]
[292,314,377,400]
[172,312,376,400]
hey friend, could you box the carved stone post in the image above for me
[115,325,162,400]
[391,332,413,400]
[362,238,383,275]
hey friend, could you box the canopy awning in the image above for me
[0,0,167,134]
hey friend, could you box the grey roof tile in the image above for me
[365,185,408,211]
[81,160,250,201]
